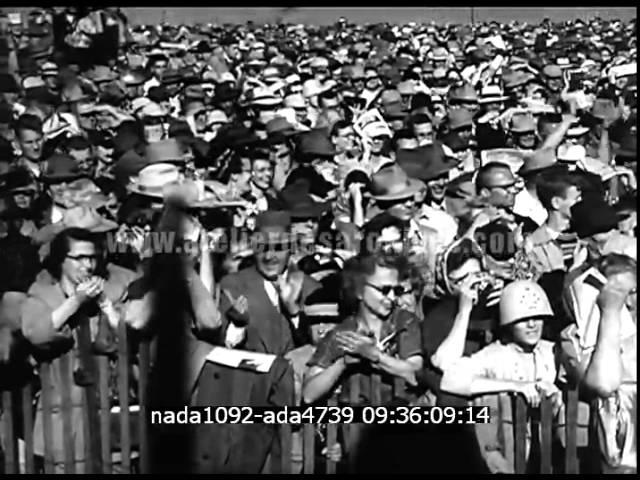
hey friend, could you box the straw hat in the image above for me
[127,163,182,198]
[478,85,509,104]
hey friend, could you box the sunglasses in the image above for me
[378,195,416,209]
[366,282,406,297]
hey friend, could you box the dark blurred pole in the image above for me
[471,7,475,26]
[147,206,192,474]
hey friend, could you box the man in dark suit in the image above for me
[216,210,321,355]
[188,210,321,473]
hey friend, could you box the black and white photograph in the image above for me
[0,5,636,474]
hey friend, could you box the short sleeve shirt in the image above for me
[308,309,423,405]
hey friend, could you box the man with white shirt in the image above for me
[559,253,637,474]
[218,210,321,355]
[142,51,168,95]
[525,169,582,274]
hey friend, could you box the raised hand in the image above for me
[224,290,250,327]
[457,272,490,309]
[597,272,636,312]
[277,267,305,316]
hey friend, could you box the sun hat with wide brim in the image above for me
[369,163,425,202]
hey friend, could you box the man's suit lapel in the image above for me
[245,267,284,354]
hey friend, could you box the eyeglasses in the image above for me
[67,254,98,263]
[486,181,522,194]
[366,282,406,297]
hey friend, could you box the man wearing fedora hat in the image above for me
[397,144,460,244]
[369,163,442,298]
[279,182,346,291]
[507,112,539,151]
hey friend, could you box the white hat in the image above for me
[284,93,307,109]
[363,122,392,139]
[23,76,45,90]
[207,109,229,126]
[566,125,590,137]
[131,97,152,114]
[557,144,586,163]
[430,47,449,61]
[138,102,168,118]
[310,57,329,69]
[148,48,168,60]
[219,71,236,84]
[519,98,555,114]
[128,163,182,198]
[302,79,323,98]
[39,62,59,77]
[249,87,281,107]
[285,73,302,85]
[262,66,281,79]
[478,85,509,104]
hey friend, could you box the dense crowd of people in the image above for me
[0,7,637,474]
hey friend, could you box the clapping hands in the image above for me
[335,331,381,363]
[224,290,250,327]
[76,276,105,303]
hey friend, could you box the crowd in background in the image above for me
[0,7,637,474]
